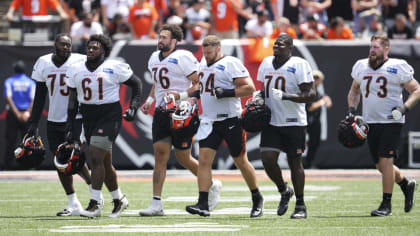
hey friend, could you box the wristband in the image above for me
[179,91,188,100]
[145,96,155,105]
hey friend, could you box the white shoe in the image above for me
[57,201,83,216]
[209,179,222,211]
[139,199,164,216]
[109,195,129,218]
[80,199,103,218]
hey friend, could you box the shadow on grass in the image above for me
[312,215,372,218]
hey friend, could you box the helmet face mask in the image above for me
[54,142,85,175]
[337,115,369,148]
[241,97,271,132]
[15,135,45,169]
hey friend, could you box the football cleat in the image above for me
[56,203,83,217]
[371,201,392,217]
[403,179,417,213]
[109,195,129,218]
[80,199,103,218]
[139,199,164,216]
[291,205,307,219]
[250,193,264,218]
[186,203,210,217]
[277,185,294,216]
[209,179,222,211]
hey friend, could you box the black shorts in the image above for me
[46,119,83,153]
[199,117,246,158]
[81,102,122,145]
[367,123,403,163]
[260,125,306,156]
[152,108,192,150]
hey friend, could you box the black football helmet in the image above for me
[241,97,271,132]
[14,134,45,169]
[54,142,86,175]
[170,99,200,139]
[337,115,369,148]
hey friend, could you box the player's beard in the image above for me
[159,43,171,52]
[368,52,384,68]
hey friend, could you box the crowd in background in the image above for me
[6,0,420,45]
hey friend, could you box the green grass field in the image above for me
[0,170,419,236]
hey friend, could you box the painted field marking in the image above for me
[222,185,341,192]
[50,222,248,233]
[165,195,317,202]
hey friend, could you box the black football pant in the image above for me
[2,111,28,170]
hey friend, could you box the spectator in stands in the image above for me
[70,12,103,53]
[148,0,168,27]
[211,0,250,39]
[360,14,384,39]
[271,17,297,39]
[326,16,354,39]
[2,61,35,170]
[299,14,326,40]
[301,0,332,25]
[128,0,159,40]
[101,0,134,29]
[351,0,380,36]
[381,0,412,29]
[387,13,414,39]
[183,0,211,41]
[6,0,68,21]
[271,0,299,30]
[107,13,131,40]
[66,0,101,24]
[245,9,273,38]
[162,0,185,24]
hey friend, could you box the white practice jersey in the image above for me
[199,56,249,121]
[148,49,199,106]
[31,53,85,122]
[65,59,133,105]
[257,56,313,127]
[351,58,414,123]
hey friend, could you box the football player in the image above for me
[185,35,264,218]
[65,34,143,218]
[347,34,420,216]
[26,34,93,217]
[139,25,222,216]
[256,33,316,219]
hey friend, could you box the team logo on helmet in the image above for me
[337,115,369,148]
[14,134,45,169]
[241,97,271,132]
[170,99,200,139]
[54,142,86,175]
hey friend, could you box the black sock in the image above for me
[198,192,209,206]
[153,196,161,201]
[277,183,287,193]
[296,194,305,206]
[251,188,260,195]
[398,178,408,192]
[383,193,392,204]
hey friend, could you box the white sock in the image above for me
[88,184,92,193]
[110,188,123,200]
[67,193,78,205]
[91,189,102,202]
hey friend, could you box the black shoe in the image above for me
[403,179,417,213]
[277,186,294,216]
[186,203,210,217]
[250,193,264,218]
[291,205,307,219]
[371,202,392,217]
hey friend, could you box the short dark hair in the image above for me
[87,34,113,58]
[13,60,25,74]
[371,33,390,48]
[55,33,71,43]
[276,33,293,46]
[159,24,183,42]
